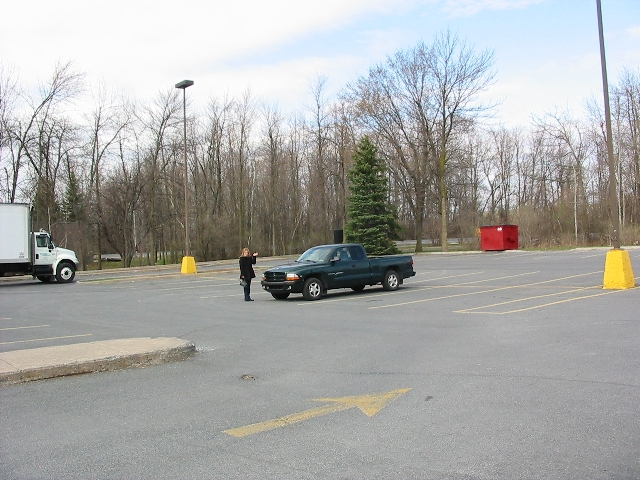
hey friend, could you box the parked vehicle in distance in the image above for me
[0,203,80,283]
[261,243,416,300]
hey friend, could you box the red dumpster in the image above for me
[480,225,519,251]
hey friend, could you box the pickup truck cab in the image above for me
[261,243,415,300]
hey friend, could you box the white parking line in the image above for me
[488,289,622,315]
[0,334,93,345]
[454,286,598,313]
[369,271,602,309]
[0,324,50,331]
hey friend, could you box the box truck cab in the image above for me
[0,203,79,283]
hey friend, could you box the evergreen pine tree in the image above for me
[345,137,401,255]
[62,171,84,222]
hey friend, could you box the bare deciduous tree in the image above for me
[4,61,84,210]
[2,49,639,265]
[84,83,131,268]
[345,31,495,251]
[136,89,182,264]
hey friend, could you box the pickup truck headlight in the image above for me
[286,273,300,281]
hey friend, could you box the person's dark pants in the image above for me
[243,279,252,301]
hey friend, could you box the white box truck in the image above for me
[0,203,79,283]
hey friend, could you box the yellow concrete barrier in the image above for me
[603,249,635,289]
[181,256,197,274]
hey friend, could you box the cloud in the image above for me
[439,0,546,17]
[1,0,416,104]
[199,54,366,112]
[627,25,640,39]
[23,2,332,62]
[2,0,416,87]
[1,0,635,129]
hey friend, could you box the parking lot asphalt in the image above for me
[0,247,636,385]
[1,246,639,479]
[0,258,252,384]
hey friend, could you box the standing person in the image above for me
[239,248,258,301]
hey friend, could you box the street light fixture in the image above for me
[176,79,196,274]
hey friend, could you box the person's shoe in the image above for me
[245,298,254,301]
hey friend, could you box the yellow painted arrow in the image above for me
[224,388,411,438]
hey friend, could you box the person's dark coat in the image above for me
[239,255,256,280]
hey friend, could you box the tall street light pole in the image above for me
[597,0,635,289]
[175,79,196,273]
[596,0,620,250]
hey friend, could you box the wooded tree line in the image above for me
[1,31,639,269]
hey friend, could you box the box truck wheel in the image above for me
[56,262,76,283]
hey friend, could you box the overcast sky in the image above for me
[1,0,638,127]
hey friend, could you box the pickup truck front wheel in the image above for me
[382,270,400,291]
[302,278,323,300]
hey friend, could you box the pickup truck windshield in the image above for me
[297,246,334,263]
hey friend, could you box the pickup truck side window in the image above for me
[347,245,366,260]
[335,247,351,261]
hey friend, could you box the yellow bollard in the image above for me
[603,249,635,289]
[181,256,197,274]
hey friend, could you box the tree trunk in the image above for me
[439,150,449,252]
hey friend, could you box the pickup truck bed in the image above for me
[261,243,415,300]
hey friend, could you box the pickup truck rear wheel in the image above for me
[271,292,290,300]
[302,278,323,300]
[382,270,400,291]
[56,262,76,283]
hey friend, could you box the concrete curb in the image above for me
[0,337,196,385]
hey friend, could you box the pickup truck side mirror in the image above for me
[330,256,340,263]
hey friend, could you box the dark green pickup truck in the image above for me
[261,243,416,300]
